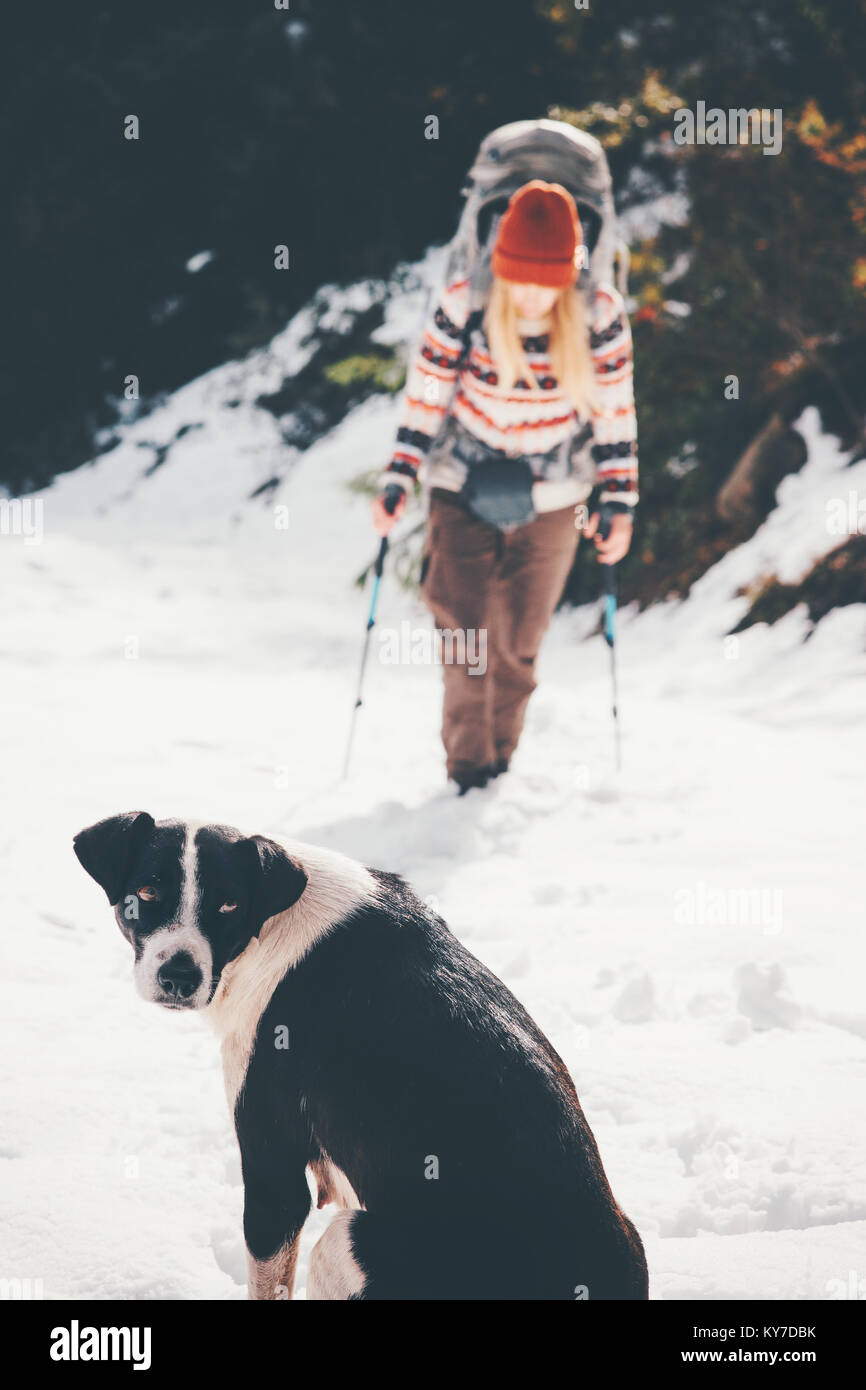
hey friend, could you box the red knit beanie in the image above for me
[491,180,582,288]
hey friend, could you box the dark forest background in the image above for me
[4,0,865,609]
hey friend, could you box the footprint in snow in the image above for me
[612,971,656,1024]
[734,962,800,1031]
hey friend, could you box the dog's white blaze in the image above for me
[180,819,201,932]
[306,1212,366,1301]
[133,823,213,1009]
[207,840,380,1110]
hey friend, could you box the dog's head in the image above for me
[73,813,307,1010]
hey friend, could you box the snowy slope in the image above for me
[1,268,865,1301]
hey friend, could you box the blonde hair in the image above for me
[484,278,596,416]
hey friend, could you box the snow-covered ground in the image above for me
[1,276,865,1301]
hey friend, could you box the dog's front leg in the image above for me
[246,1235,300,1302]
[243,1167,312,1301]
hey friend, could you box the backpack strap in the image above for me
[418,305,483,519]
[457,307,484,368]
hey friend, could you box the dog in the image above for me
[73,811,648,1301]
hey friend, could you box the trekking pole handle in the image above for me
[596,504,617,636]
[596,502,615,541]
[382,482,405,516]
[374,535,389,579]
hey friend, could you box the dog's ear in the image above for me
[240,835,307,932]
[73,812,156,905]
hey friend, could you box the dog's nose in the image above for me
[157,953,202,1000]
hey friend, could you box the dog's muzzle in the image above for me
[155,951,202,1006]
[134,924,214,1010]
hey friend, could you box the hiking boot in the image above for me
[454,768,490,796]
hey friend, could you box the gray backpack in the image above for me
[420,119,627,509]
[441,117,628,310]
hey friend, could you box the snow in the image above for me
[1,274,864,1302]
[186,251,215,275]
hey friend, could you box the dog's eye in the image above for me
[219,901,238,914]
[138,886,159,902]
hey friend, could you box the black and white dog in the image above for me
[73,812,648,1301]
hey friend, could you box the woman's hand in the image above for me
[372,483,407,536]
[583,509,633,565]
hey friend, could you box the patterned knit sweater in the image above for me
[386,277,638,509]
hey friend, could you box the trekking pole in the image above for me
[342,536,388,780]
[342,485,403,779]
[597,509,623,773]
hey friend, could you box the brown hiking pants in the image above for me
[420,489,579,780]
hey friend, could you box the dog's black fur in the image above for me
[74,812,648,1301]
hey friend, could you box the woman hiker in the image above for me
[372,180,638,794]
